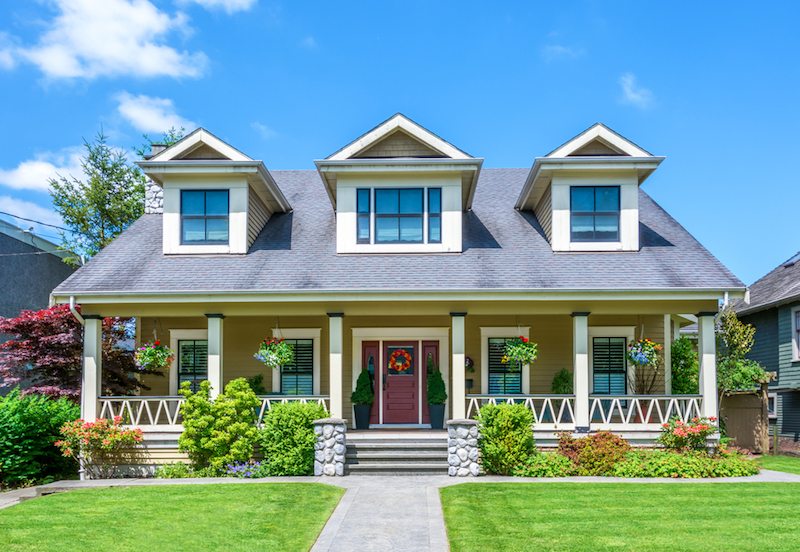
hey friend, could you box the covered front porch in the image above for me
[76,294,720,444]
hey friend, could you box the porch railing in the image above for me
[466,394,576,430]
[589,395,703,430]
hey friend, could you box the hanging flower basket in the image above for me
[627,338,663,367]
[254,337,294,369]
[502,336,538,368]
[134,340,174,372]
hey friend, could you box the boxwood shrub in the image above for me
[259,402,329,476]
[477,403,535,475]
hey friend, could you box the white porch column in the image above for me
[206,314,224,399]
[328,313,344,419]
[663,314,673,395]
[698,311,718,419]
[451,313,467,419]
[572,312,590,431]
[81,315,103,421]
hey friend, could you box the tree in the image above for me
[670,336,699,394]
[716,307,770,401]
[0,305,163,399]
[134,126,186,158]
[50,131,146,266]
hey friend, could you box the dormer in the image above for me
[515,123,664,252]
[138,129,291,255]
[315,114,483,254]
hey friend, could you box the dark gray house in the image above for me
[0,218,75,319]
[737,251,800,444]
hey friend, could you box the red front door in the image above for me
[382,341,419,424]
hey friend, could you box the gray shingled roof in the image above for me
[52,168,743,294]
[735,252,800,315]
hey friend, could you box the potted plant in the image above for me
[254,337,294,369]
[351,368,374,429]
[427,354,447,429]
[134,340,174,373]
[551,368,573,394]
[627,338,663,395]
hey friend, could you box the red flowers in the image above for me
[520,336,529,343]
[154,340,160,346]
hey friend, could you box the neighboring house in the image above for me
[736,252,800,444]
[50,114,743,465]
[0,219,75,393]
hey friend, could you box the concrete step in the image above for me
[346,462,448,475]
[346,453,446,464]
[347,441,446,450]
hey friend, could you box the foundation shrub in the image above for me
[557,431,631,476]
[513,452,577,477]
[477,403,535,475]
[259,402,329,476]
[612,449,758,478]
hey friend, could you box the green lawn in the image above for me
[0,483,343,552]
[758,454,800,475]
[441,483,800,551]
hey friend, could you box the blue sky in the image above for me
[0,1,798,284]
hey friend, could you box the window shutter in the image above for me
[488,337,522,394]
[178,340,209,392]
[281,339,314,395]
[592,337,627,395]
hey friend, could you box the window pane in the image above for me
[428,188,441,214]
[399,188,423,214]
[182,218,206,242]
[375,189,398,214]
[571,215,594,240]
[398,216,423,243]
[571,187,594,212]
[595,187,619,212]
[594,214,619,241]
[357,189,370,214]
[181,191,205,216]
[205,191,228,216]
[428,215,441,243]
[357,214,370,243]
[375,217,399,242]
[206,218,229,242]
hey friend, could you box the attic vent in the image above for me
[783,252,800,268]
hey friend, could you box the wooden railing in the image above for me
[466,395,576,430]
[256,396,330,425]
[589,395,703,430]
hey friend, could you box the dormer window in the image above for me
[570,186,620,242]
[355,187,443,245]
[181,190,230,245]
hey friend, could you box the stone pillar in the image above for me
[698,311,718,419]
[314,417,347,476]
[451,313,467,419]
[328,313,344,419]
[206,314,224,399]
[447,419,480,477]
[81,315,103,421]
[572,312,590,431]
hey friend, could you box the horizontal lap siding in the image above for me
[247,189,270,247]
[533,185,553,242]
[742,309,779,374]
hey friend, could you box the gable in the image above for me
[353,129,446,159]
[569,138,628,157]
[178,143,231,160]
[148,128,251,162]
[547,123,652,158]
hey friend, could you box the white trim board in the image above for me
[272,328,322,395]
[480,327,531,394]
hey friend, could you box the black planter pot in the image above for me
[429,403,446,430]
[353,404,371,429]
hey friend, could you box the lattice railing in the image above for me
[466,395,576,429]
[589,395,703,429]
[99,396,185,427]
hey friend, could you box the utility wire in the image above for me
[0,210,78,234]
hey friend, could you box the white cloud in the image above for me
[300,35,317,49]
[182,0,257,14]
[0,32,16,69]
[116,92,196,133]
[619,72,654,109]
[540,44,584,62]
[0,195,64,237]
[251,121,277,140]
[0,149,83,193]
[17,0,207,79]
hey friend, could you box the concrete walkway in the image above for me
[3,470,800,550]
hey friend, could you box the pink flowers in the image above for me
[659,416,718,451]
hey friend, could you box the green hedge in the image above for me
[259,402,329,476]
[0,389,79,487]
[612,450,759,478]
[477,403,535,475]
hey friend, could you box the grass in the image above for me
[441,483,800,551]
[758,454,800,474]
[0,483,343,552]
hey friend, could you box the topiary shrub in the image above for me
[551,368,573,394]
[427,368,447,404]
[351,369,374,406]
[477,403,535,475]
[557,431,631,476]
[513,452,577,477]
[0,389,80,487]
[259,401,329,476]
[178,378,260,475]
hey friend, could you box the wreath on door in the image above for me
[388,349,412,373]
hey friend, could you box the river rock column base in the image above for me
[313,417,347,476]
[447,419,480,477]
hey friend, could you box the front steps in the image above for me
[345,430,448,475]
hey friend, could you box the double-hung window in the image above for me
[487,337,522,394]
[280,339,314,395]
[570,186,620,242]
[592,337,627,395]
[178,339,208,392]
[181,190,229,244]
[356,187,442,245]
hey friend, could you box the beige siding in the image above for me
[569,139,626,156]
[354,130,445,158]
[534,184,553,242]
[247,189,270,247]
[180,143,229,160]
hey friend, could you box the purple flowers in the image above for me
[225,460,265,478]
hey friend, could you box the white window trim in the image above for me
[588,326,635,395]
[768,392,778,419]
[168,329,209,395]
[480,327,531,395]
[271,328,322,395]
[792,306,800,362]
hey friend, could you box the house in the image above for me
[50,114,743,466]
[736,252,800,450]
